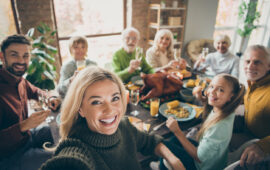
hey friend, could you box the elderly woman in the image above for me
[146,29,186,71]
[193,34,239,78]
[112,27,154,83]
[40,66,185,170]
[57,36,97,99]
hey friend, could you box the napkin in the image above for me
[185,103,203,118]
[128,116,151,132]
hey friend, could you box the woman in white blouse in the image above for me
[193,34,239,78]
[146,29,186,71]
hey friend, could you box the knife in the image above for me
[152,122,166,131]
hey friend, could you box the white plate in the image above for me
[159,101,196,121]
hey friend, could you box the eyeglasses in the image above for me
[125,37,137,41]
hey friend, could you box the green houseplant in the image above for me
[237,0,260,56]
[26,23,58,90]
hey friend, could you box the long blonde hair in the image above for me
[59,66,127,142]
[153,29,174,60]
[197,74,245,140]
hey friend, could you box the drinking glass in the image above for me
[130,89,140,116]
[135,47,143,70]
[38,89,54,123]
[76,60,86,71]
[150,98,160,117]
[201,48,209,60]
[174,48,181,62]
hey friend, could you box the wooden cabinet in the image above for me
[147,1,187,53]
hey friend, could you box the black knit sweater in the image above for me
[40,117,163,170]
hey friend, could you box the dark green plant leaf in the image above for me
[26,23,57,90]
[37,26,45,34]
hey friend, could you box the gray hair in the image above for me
[244,45,270,62]
[121,27,140,40]
[214,34,231,49]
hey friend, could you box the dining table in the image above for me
[126,96,203,167]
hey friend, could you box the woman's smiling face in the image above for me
[79,79,124,135]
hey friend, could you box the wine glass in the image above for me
[76,60,86,71]
[130,89,140,116]
[173,48,181,62]
[201,48,209,60]
[135,47,143,70]
[38,90,54,123]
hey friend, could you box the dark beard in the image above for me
[6,63,27,77]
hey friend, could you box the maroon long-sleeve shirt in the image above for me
[0,68,39,159]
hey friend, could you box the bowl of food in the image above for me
[179,88,195,103]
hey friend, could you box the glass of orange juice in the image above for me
[76,60,86,71]
[150,98,160,117]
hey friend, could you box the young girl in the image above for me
[158,74,245,170]
[57,36,97,99]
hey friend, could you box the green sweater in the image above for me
[112,48,154,83]
[40,117,163,170]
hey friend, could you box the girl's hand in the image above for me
[193,86,206,102]
[166,117,182,134]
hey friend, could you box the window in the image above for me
[53,0,125,66]
[0,1,17,64]
[214,0,270,53]
[0,1,17,43]
[248,0,270,46]
[214,0,241,52]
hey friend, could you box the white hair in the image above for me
[214,34,231,49]
[121,27,140,40]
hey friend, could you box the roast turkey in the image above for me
[140,71,183,100]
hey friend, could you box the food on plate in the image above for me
[167,100,180,109]
[186,79,196,88]
[128,116,150,132]
[140,72,183,100]
[126,82,140,91]
[180,69,192,78]
[185,78,207,89]
[165,106,190,118]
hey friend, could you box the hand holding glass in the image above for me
[76,60,86,71]
[135,47,143,70]
[38,90,54,123]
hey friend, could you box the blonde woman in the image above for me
[193,34,239,78]
[57,36,97,99]
[41,66,185,170]
[146,29,186,71]
[155,74,245,170]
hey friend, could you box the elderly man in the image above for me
[230,45,270,167]
[0,34,61,170]
[112,27,154,83]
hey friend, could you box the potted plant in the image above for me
[26,23,58,90]
[237,0,260,56]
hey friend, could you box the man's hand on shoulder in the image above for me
[240,143,265,167]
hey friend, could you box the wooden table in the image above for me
[126,100,202,168]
